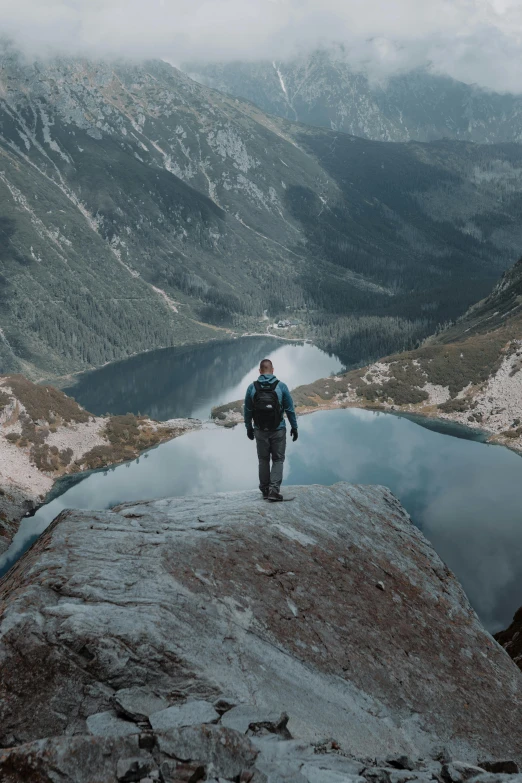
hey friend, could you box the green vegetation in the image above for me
[31,445,74,473]
[78,415,178,471]
[5,375,89,424]
[0,390,10,413]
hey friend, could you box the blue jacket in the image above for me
[244,374,298,431]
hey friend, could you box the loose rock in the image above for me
[149,700,220,731]
[87,711,141,737]
[479,763,520,775]
[157,725,259,781]
[113,687,170,722]
[116,756,155,782]
[442,762,487,783]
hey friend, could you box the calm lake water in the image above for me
[64,337,342,421]
[2,338,522,634]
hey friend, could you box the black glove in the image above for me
[291,428,298,442]
[247,427,255,441]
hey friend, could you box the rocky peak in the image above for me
[1,481,521,775]
[186,51,522,144]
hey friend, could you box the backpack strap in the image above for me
[270,380,280,390]
[253,381,261,393]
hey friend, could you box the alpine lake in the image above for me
[1,335,522,634]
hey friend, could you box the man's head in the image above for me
[259,358,273,375]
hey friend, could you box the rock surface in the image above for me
[0,482,521,772]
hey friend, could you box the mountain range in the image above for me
[187,50,522,144]
[2,46,522,377]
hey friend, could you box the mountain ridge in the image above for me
[3,49,522,376]
[187,51,522,144]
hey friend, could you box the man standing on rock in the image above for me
[244,358,298,501]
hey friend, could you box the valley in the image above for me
[3,47,522,378]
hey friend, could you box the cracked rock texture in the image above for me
[1,482,522,775]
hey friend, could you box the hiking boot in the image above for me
[261,488,269,499]
[267,489,284,502]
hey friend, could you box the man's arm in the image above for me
[244,384,254,430]
[281,384,298,430]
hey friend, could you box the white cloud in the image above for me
[2,0,522,92]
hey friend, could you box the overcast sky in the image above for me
[2,0,522,92]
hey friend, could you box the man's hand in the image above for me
[291,428,298,442]
[247,427,255,441]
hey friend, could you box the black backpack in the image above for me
[252,380,282,431]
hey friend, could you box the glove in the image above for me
[291,428,298,442]
[247,427,255,441]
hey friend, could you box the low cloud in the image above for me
[2,0,522,92]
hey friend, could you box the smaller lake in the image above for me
[64,337,343,421]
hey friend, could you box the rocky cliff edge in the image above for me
[0,374,200,553]
[0,483,521,781]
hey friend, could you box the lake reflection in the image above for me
[5,408,522,633]
[64,337,344,420]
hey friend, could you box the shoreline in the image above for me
[49,331,312,390]
[213,392,521,454]
[298,398,522,455]
[0,372,202,555]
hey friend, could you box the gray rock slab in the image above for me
[113,686,169,721]
[301,764,365,783]
[388,772,418,783]
[86,711,141,737]
[0,735,149,783]
[157,724,259,780]
[149,699,219,731]
[2,483,522,762]
[443,763,488,783]
[116,755,156,782]
[386,756,416,772]
[479,763,520,775]
[468,777,522,783]
[221,705,288,735]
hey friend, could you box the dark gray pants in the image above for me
[255,428,286,493]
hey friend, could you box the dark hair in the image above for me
[260,358,273,372]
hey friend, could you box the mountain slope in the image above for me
[3,49,522,375]
[187,51,522,144]
[252,256,522,453]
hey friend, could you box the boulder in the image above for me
[113,686,169,721]
[221,706,291,737]
[0,735,151,783]
[86,711,141,737]
[1,483,522,762]
[156,724,259,780]
[442,762,487,783]
[149,700,220,731]
[479,763,520,775]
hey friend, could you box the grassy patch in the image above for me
[393,331,509,397]
[0,390,10,413]
[4,375,90,424]
[357,379,429,406]
[77,416,179,471]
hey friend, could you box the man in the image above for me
[244,358,298,501]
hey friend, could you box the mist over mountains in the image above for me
[2,48,522,376]
[187,51,522,144]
